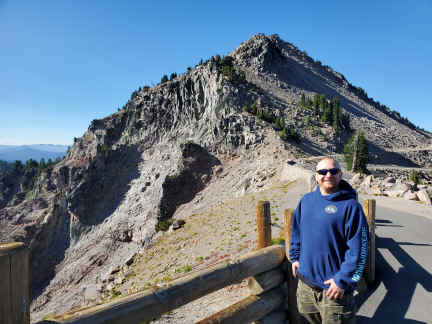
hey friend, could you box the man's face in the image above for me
[315,159,342,195]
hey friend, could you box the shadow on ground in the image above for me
[356,219,432,323]
[368,142,420,167]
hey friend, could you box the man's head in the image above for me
[315,157,342,195]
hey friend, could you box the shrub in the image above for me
[410,170,422,185]
[280,126,300,143]
[261,110,276,123]
[182,264,192,272]
[273,117,285,131]
[161,75,168,83]
[272,237,285,245]
[111,289,122,298]
[155,219,173,232]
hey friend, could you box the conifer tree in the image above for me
[300,93,306,107]
[333,105,341,131]
[319,94,327,113]
[250,102,257,115]
[344,132,368,173]
[313,94,320,115]
[273,117,285,131]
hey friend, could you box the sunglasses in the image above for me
[316,168,340,176]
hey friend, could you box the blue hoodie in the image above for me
[289,180,369,292]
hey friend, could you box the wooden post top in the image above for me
[0,242,26,257]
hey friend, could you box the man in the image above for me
[289,157,369,324]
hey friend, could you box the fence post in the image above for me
[283,208,301,324]
[283,209,295,258]
[0,242,30,324]
[363,199,376,284]
[256,201,271,249]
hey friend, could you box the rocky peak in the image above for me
[231,33,348,87]
[2,33,431,321]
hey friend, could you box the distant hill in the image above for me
[0,144,69,162]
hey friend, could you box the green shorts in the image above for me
[296,279,356,324]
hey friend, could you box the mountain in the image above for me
[0,144,69,162]
[0,33,430,319]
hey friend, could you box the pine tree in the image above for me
[300,93,306,107]
[39,158,46,170]
[273,117,285,131]
[319,94,327,113]
[344,132,368,173]
[410,170,422,185]
[313,94,320,116]
[250,102,257,115]
[356,133,369,172]
[333,105,341,131]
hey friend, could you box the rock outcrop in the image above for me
[0,33,431,319]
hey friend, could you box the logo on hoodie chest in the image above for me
[325,205,338,214]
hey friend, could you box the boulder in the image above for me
[403,191,418,201]
[213,165,223,176]
[350,173,364,185]
[417,190,431,205]
[383,177,396,188]
[361,175,374,187]
[114,276,124,285]
[366,186,383,196]
[407,182,418,191]
[118,229,133,242]
[84,284,101,302]
[383,176,396,184]
[386,183,410,198]
[124,253,136,266]
[109,266,120,275]
[172,219,186,230]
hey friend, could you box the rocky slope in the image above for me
[0,33,430,321]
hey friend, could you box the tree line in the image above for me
[300,93,350,132]
[0,158,61,176]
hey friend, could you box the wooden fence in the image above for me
[1,199,376,324]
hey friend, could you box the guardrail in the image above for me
[1,199,376,324]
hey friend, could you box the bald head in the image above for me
[315,157,342,195]
[316,157,341,171]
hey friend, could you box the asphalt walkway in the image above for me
[356,201,432,323]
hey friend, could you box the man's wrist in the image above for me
[333,277,347,290]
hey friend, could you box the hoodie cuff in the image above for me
[333,275,348,290]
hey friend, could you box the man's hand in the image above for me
[324,278,344,300]
[292,261,299,277]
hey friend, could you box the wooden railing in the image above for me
[1,199,376,324]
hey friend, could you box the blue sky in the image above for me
[1,1,431,145]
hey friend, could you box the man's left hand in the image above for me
[324,278,344,300]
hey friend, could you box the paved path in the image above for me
[356,198,432,323]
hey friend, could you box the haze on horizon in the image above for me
[1,1,431,145]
